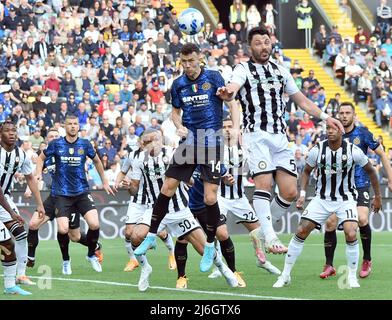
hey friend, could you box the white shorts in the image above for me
[218,195,258,224]
[0,220,11,241]
[157,207,200,239]
[302,197,358,230]
[0,195,20,223]
[242,131,297,178]
[125,202,151,225]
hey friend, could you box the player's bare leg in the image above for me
[83,209,102,272]
[27,211,50,268]
[273,219,316,288]
[5,220,35,285]
[271,171,297,225]
[253,173,288,254]
[320,214,338,279]
[357,206,372,278]
[158,230,176,270]
[343,221,360,288]
[124,224,139,272]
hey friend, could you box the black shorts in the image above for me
[165,144,222,185]
[44,194,81,229]
[356,187,371,208]
[56,192,96,220]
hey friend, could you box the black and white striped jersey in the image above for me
[220,144,245,199]
[131,147,189,213]
[306,139,369,201]
[229,59,299,134]
[121,148,149,205]
[0,146,32,195]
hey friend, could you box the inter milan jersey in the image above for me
[44,137,96,196]
[343,126,379,188]
[171,69,225,147]
[188,165,227,211]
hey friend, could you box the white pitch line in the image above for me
[24,275,307,300]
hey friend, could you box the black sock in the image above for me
[57,232,70,261]
[150,193,171,234]
[175,241,188,278]
[77,233,88,247]
[205,202,220,243]
[196,212,208,234]
[27,229,39,259]
[360,224,372,261]
[324,230,337,266]
[86,229,100,257]
[220,238,236,272]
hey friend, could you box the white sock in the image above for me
[253,190,276,242]
[133,245,150,268]
[346,240,359,277]
[282,235,305,277]
[15,236,28,277]
[215,241,222,260]
[3,261,16,289]
[249,227,263,251]
[161,233,174,254]
[125,238,135,260]
[213,251,223,268]
[270,195,292,224]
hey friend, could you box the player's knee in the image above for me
[161,179,178,197]
[58,225,69,235]
[280,188,297,202]
[28,219,41,230]
[87,220,100,230]
[68,231,80,242]
[204,194,217,206]
[296,225,310,239]
[131,231,145,246]
[344,229,357,242]
[124,228,133,240]
[216,228,228,241]
[325,218,337,232]
[358,215,368,227]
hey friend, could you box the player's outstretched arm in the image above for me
[363,162,382,213]
[0,186,24,225]
[374,145,392,192]
[114,171,127,193]
[25,173,45,218]
[226,99,242,145]
[297,164,313,209]
[35,152,46,181]
[290,91,344,133]
[93,154,116,196]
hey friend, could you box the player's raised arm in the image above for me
[226,99,241,144]
[363,162,382,213]
[92,154,115,195]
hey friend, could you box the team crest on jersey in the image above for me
[274,69,281,76]
[69,148,74,155]
[258,161,267,170]
[353,137,361,145]
[191,84,198,93]
[342,155,347,161]
[202,82,211,90]
[78,148,84,155]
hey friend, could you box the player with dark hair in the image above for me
[319,102,392,279]
[36,116,114,273]
[0,121,45,286]
[135,43,238,273]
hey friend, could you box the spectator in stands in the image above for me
[99,139,117,162]
[314,24,328,59]
[376,61,392,87]
[324,37,340,66]
[132,115,146,136]
[381,37,392,57]
[377,0,392,41]
[376,90,392,127]
[213,22,229,48]
[339,0,352,20]
[125,125,139,151]
[376,47,392,67]
[352,45,366,68]
[334,47,350,85]
[29,127,44,151]
[354,25,369,44]
[262,3,278,35]
[299,113,315,133]
[345,56,363,97]
[287,112,300,136]
[328,24,343,45]
[229,0,247,31]
[302,69,320,91]
[294,149,306,176]
[85,115,100,140]
[247,4,261,32]
[357,70,373,106]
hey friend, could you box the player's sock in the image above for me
[249,227,262,251]
[253,190,276,242]
[205,202,220,243]
[324,230,337,266]
[270,195,292,224]
[86,228,100,257]
[77,233,88,247]
[11,224,28,277]
[2,260,17,289]
[57,232,70,261]
[219,238,236,272]
[346,239,359,277]
[125,237,135,260]
[282,235,305,277]
[359,224,372,261]
[161,233,174,254]
[174,242,188,278]
[27,229,39,260]
[149,193,171,234]
[132,244,149,268]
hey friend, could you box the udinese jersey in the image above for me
[343,126,379,188]
[121,148,149,205]
[131,147,189,214]
[229,59,299,134]
[171,68,225,147]
[306,139,369,201]
[0,146,32,195]
[188,165,227,211]
[44,137,96,196]
[220,144,245,200]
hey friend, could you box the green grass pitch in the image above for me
[4,232,392,300]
